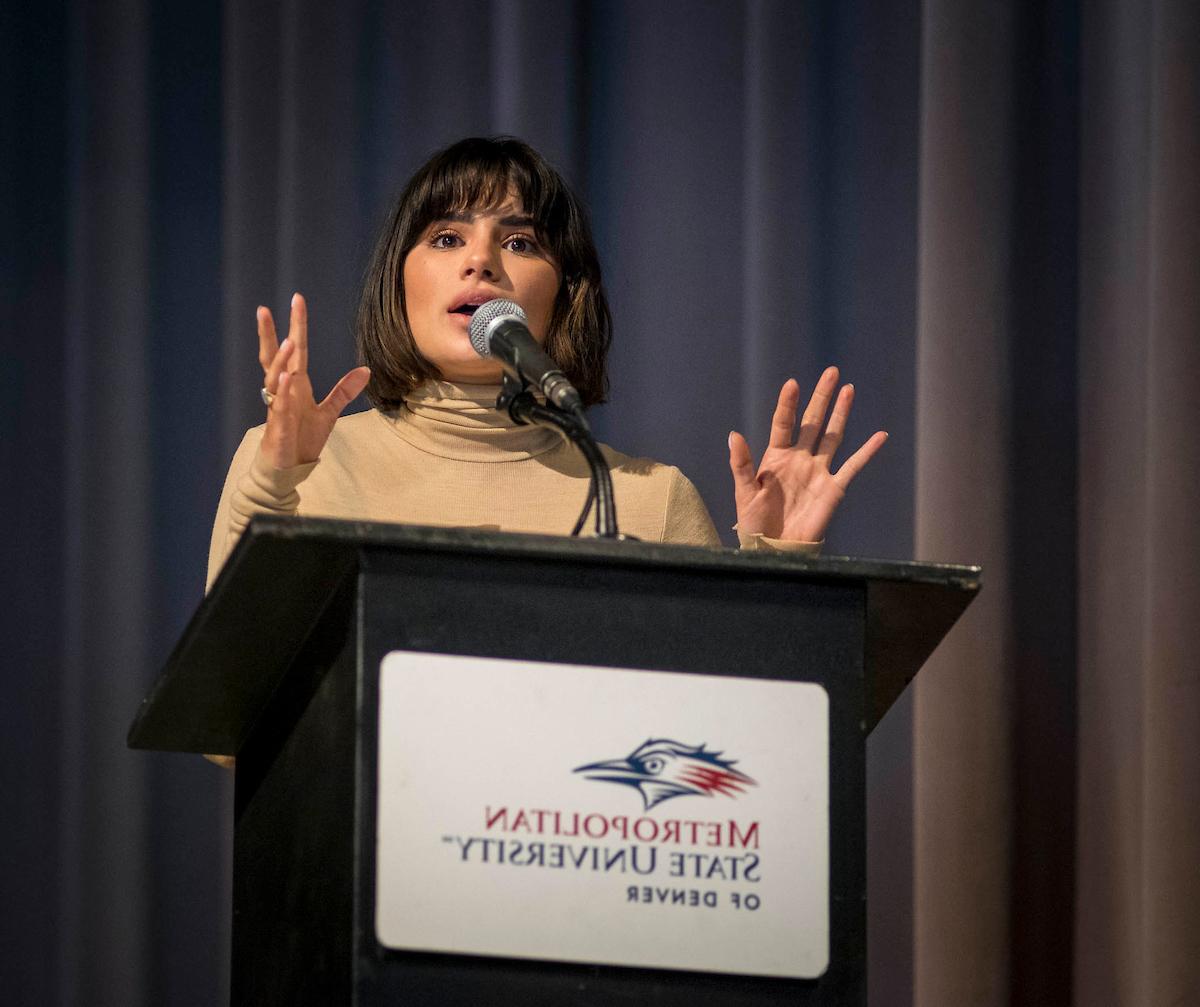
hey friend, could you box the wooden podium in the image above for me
[128,516,978,1005]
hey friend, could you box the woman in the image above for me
[207,137,886,588]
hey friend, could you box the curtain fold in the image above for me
[914,1,1015,1002]
[1075,0,1200,1003]
[60,1,154,1003]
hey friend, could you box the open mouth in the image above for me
[450,303,480,316]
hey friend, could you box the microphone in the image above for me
[468,299,584,414]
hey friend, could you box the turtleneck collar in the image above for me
[382,380,563,462]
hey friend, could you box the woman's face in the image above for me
[403,197,562,384]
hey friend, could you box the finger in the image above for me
[263,336,294,396]
[767,379,801,449]
[833,430,889,488]
[728,430,759,506]
[269,370,297,445]
[816,383,855,463]
[319,366,372,419]
[256,306,279,374]
[273,370,293,415]
[796,366,839,452]
[288,292,308,374]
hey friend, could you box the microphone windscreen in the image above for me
[468,298,527,357]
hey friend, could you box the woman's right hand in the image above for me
[258,292,371,469]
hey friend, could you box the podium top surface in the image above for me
[129,516,979,753]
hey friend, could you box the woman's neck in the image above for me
[386,380,561,462]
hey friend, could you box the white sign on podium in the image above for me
[375,651,829,979]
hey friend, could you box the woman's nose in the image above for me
[462,240,501,280]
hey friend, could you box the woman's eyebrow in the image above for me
[437,210,537,228]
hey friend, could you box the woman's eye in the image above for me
[430,231,461,249]
[504,235,538,254]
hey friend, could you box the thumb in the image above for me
[728,430,758,505]
[321,366,371,417]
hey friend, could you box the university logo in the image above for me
[574,738,757,811]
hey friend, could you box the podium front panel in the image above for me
[352,545,867,1005]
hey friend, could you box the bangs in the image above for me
[407,138,567,246]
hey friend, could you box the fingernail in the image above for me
[292,292,300,306]
[279,337,290,351]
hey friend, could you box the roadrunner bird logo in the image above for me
[574,738,757,811]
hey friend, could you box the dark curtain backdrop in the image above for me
[2,1,1197,1005]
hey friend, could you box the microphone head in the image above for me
[468,298,527,357]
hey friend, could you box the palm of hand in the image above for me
[729,368,887,544]
[260,369,334,466]
[735,443,846,542]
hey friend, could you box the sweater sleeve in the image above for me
[660,468,723,546]
[205,426,320,591]
[735,528,822,557]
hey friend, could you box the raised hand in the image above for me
[257,293,371,469]
[728,367,888,543]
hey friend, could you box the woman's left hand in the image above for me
[728,367,888,543]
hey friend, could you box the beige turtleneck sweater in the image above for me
[207,382,815,589]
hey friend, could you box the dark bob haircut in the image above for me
[356,136,612,409]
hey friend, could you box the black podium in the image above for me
[128,516,978,1006]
